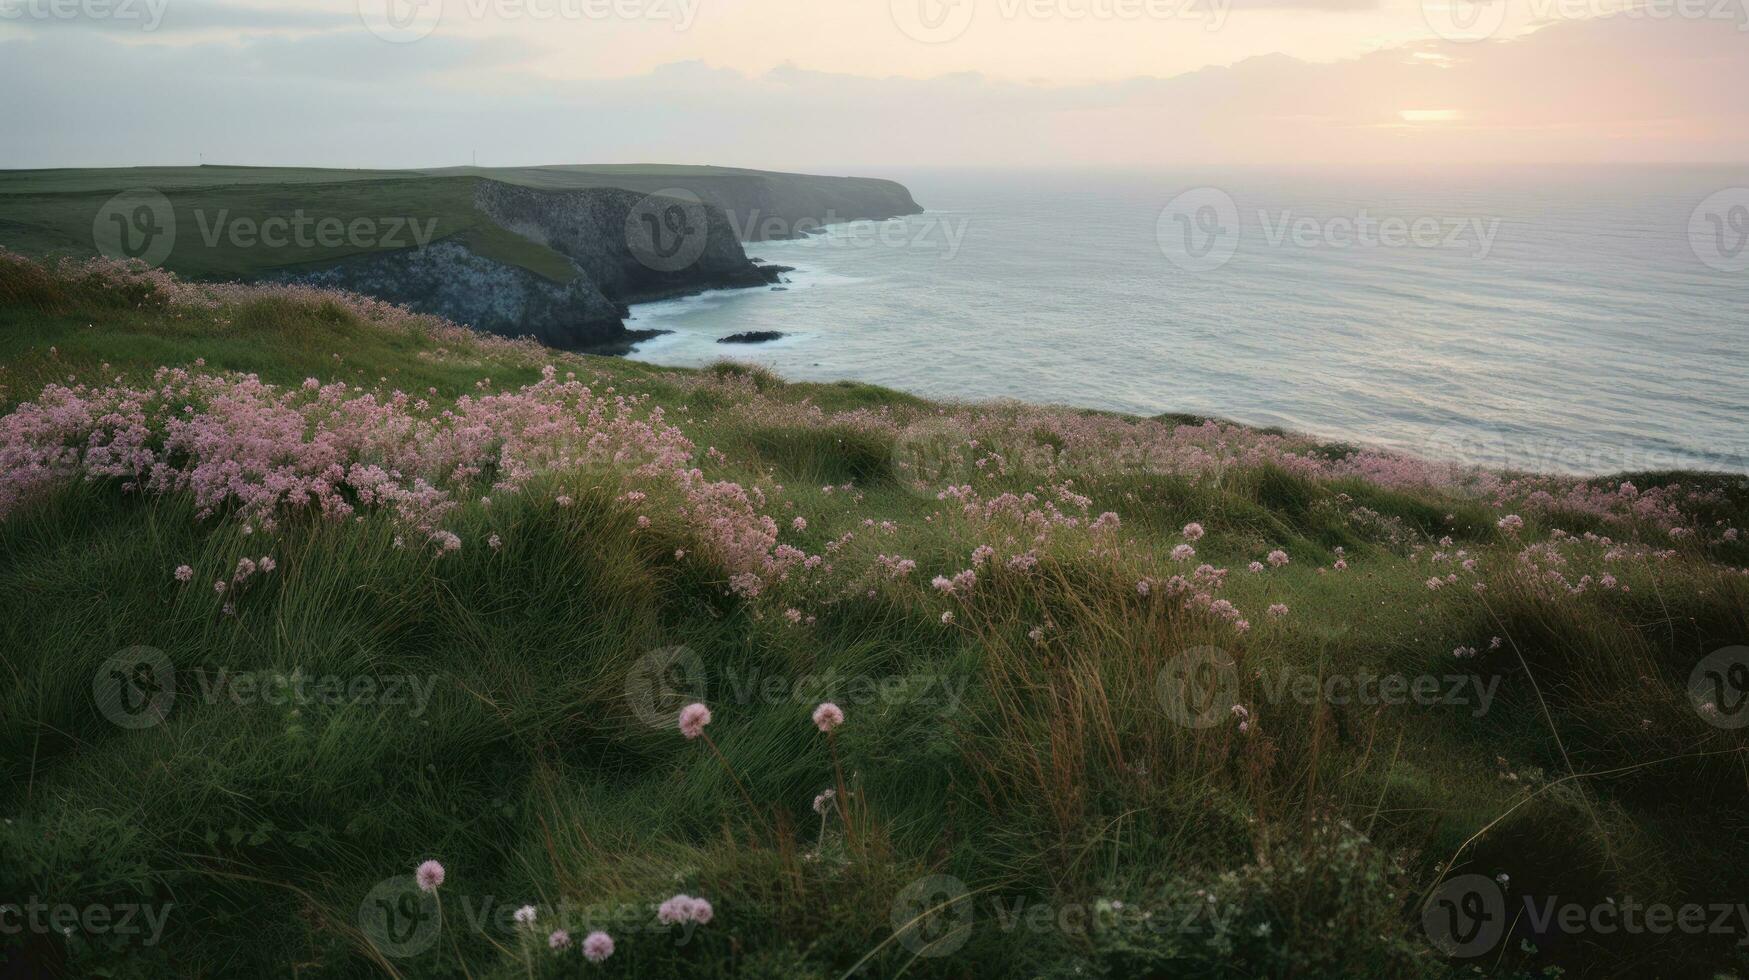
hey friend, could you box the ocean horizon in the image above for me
[627,165,1749,476]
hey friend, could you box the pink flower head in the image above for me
[657,894,714,926]
[582,930,614,962]
[513,905,537,927]
[415,860,445,892]
[1182,522,1205,541]
[173,564,193,582]
[1267,550,1289,568]
[812,702,844,733]
[1170,544,1196,562]
[548,929,571,950]
[1267,603,1288,618]
[1497,514,1524,534]
[678,702,712,739]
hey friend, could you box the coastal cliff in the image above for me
[0,164,922,351]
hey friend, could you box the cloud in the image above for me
[1,13,1745,169]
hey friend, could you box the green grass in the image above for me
[2,255,1748,979]
[0,174,580,283]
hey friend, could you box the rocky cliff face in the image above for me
[278,172,919,351]
[472,181,769,304]
[277,237,624,349]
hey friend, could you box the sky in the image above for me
[2,0,1746,169]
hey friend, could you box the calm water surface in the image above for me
[627,167,1749,475]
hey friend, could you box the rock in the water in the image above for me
[718,331,786,344]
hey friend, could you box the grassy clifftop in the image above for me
[2,252,1747,979]
[0,164,922,282]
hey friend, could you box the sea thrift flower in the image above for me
[1267,550,1289,568]
[678,703,712,739]
[792,516,807,531]
[1170,544,1196,562]
[1267,603,1288,618]
[258,556,275,573]
[415,860,445,892]
[1498,515,1524,534]
[812,702,844,733]
[1248,561,1264,573]
[173,564,193,582]
[548,929,570,951]
[1136,579,1151,596]
[657,894,714,926]
[941,611,954,624]
[582,931,614,962]
[1182,522,1205,541]
[813,788,836,814]
[513,905,537,927]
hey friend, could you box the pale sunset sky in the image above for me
[2,0,1746,168]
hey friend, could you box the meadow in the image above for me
[1,249,1747,978]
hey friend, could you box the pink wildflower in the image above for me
[548,929,571,951]
[415,860,445,892]
[1170,544,1196,562]
[582,930,614,962]
[812,702,845,733]
[513,905,537,927]
[173,564,193,582]
[678,702,712,739]
[1267,550,1289,568]
[1267,603,1288,618]
[1182,522,1205,541]
[657,894,714,926]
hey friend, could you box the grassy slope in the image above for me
[1,255,1748,979]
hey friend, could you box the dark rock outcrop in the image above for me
[717,331,786,344]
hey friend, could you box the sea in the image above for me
[625,167,1749,476]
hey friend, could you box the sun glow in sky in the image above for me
[1,0,1745,168]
